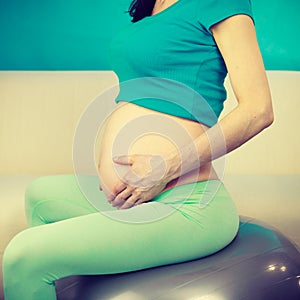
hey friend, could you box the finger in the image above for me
[111,198,125,208]
[107,182,127,202]
[113,155,133,166]
[134,199,144,205]
[119,196,141,210]
[111,187,134,207]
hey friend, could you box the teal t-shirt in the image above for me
[109,0,254,126]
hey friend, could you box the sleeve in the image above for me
[197,0,254,33]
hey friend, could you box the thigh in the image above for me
[4,180,239,296]
[8,204,208,281]
[25,174,106,226]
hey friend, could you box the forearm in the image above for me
[164,14,275,180]
[167,103,274,180]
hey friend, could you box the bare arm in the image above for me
[167,14,274,179]
[110,15,274,208]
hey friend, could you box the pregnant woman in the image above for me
[3,0,274,299]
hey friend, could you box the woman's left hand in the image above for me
[108,154,176,209]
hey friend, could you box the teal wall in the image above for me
[0,0,299,71]
[251,0,300,71]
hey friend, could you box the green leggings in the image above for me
[2,174,239,300]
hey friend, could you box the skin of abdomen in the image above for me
[96,102,216,200]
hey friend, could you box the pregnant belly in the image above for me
[96,102,217,198]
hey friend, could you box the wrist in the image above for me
[165,151,182,182]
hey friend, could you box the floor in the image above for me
[0,174,299,300]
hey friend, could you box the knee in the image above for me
[2,227,52,284]
[25,176,53,225]
[24,175,76,216]
[25,176,47,209]
[2,232,32,296]
[2,228,57,298]
[3,230,35,279]
[2,233,29,295]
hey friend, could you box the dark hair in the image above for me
[127,0,156,22]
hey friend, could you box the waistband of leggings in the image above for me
[152,179,228,207]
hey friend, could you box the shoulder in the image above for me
[194,0,254,34]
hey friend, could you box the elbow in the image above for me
[251,94,274,129]
[258,106,274,129]
[266,110,274,127]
